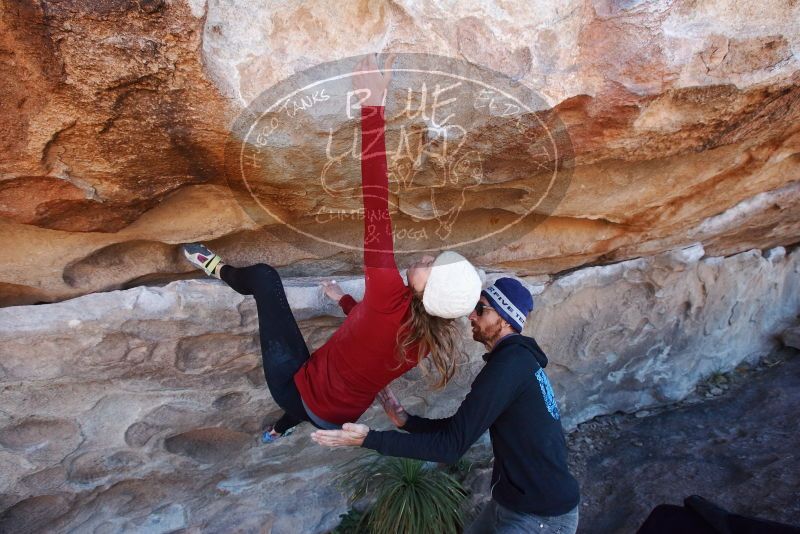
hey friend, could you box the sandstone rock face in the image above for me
[0,0,798,305]
[2,0,799,531]
[529,245,800,424]
[1,244,797,532]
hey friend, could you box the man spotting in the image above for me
[312,277,581,534]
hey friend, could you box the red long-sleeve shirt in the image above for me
[293,106,421,425]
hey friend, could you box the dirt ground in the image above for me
[566,346,800,533]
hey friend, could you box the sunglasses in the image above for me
[474,302,495,317]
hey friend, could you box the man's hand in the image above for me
[352,53,396,107]
[311,423,369,448]
[377,387,408,428]
[321,280,345,303]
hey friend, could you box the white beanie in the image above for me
[422,251,482,319]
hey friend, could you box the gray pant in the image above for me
[465,499,579,534]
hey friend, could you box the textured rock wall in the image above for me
[1,244,797,532]
[1,0,799,305]
[2,0,800,531]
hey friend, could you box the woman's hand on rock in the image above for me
[352,53,396,107]
[321,280,345,302]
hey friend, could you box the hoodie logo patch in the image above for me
[535,368,560,420]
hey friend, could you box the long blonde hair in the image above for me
[396,295,464,389]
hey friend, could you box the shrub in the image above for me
[335,452,467,534]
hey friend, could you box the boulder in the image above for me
[1,244,798,531]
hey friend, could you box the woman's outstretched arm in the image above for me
[355,54,396,270]
[353,54,409,311]
[361,104,393,270]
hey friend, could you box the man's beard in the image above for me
[472,320,503,346]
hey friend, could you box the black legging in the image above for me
[220,263,310,434]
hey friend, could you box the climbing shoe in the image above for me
[182,243,224,278]
[260,425,295,444]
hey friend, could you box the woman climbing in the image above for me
[182,54,481,441]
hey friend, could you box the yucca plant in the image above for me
[335,451,467,534]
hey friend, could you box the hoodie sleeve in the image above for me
[362,359,521,464]
[400,413,451,434]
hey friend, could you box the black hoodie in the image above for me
[362,334,580,516]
